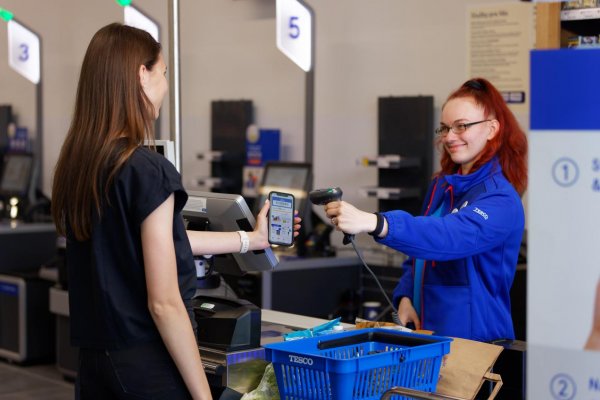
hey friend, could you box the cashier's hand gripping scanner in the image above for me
[308,187,354,245]
[309,187,404,326]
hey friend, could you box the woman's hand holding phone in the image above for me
[267,191,296,246]
[251,196,302,250]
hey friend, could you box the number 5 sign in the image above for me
[7,20,40,84]
[276,0,313,72]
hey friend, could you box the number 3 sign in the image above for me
[276,0,313,72]
[7,20,40,84]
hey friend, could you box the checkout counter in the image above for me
[49,285,352,398]
[0,150,58,363]
[48,266,525,399]
[42,186,525,398]
[224,255,362,320]
[0,221,57,363]
[0,221,56,273]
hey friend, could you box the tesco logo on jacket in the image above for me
[473,207,489,220]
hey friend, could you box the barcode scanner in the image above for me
[309,187,354,245]
[309,187,401,325]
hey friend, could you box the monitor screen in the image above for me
[0,153,33,197]
[254,162,312,218]
[182,191,278,276]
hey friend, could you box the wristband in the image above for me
[368,212,385,237]
[237,230,249,254]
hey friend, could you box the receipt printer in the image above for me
[192,295,261,352]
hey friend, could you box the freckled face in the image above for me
[440,97,498,174]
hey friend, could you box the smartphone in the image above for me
[268,191,295,246]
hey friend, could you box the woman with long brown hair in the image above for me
[324,78,527,342]
[52,23,299,399]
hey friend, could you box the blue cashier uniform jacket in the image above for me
[381,158,524,342]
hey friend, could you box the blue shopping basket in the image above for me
[264,328,452,400]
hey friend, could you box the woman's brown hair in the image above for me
[52,23,161,241]
[438,78,528,195]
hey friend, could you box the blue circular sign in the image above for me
[550,373,576,400]
[552,158,579,188]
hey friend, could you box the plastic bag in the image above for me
[240,363,280,400]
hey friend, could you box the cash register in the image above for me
[182,191,279,398]
[192,294,264,395]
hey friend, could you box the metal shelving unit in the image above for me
[360,96,433,215]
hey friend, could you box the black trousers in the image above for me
[76,340,192,400]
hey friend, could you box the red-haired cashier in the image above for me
[325,78,527,343]
[385,158,523,341]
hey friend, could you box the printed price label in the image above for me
[7,20,40,84]
[276,0,312,72]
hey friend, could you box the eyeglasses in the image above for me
[435,120,491,137]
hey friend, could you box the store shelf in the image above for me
[561,7,600,21]
[359,186,420,200]
[375,96,433,214]
[197,150,225,162]
[537,3,600,49]
[195,177,223,189]
[359,154,420,169]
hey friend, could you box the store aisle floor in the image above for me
[0,360,73,400]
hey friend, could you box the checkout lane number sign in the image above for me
[276,0,312,72]
[7,20,40,85]
[124,5,159,43]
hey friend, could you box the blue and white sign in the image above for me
[276,0,312,72]
[528,48,600,399]
[124,5,159,42]
[7,20,40,84]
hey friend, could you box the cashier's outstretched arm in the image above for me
[142,194,212,399]
[324,200,388,237]
[585,279,600,351]
[186,200,302,255]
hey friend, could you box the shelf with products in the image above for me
[560,6,600,21]
[561,6,600,47]
[536,2,600,48]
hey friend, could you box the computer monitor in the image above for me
[182,191,278,276]
[143,139,176,167]
[0,153,34,198]
[254,162,312,219]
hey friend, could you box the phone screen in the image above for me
[268,191,295,246]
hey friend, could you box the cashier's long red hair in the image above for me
[52,23,161,241]
[438,78,528,195]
